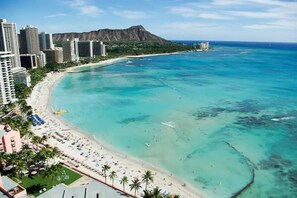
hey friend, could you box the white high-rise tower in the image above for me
[0,19,21,68]
[0,51,16,105]
[39,32,54,50]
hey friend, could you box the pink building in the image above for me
[0,174,27,198]
[0,124,22,153]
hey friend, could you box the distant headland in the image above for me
[52,25,168,43]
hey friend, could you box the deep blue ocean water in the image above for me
[52,41,297,197]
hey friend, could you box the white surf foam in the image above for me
[271,116,295,121]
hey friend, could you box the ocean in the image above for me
[51,41,297,197]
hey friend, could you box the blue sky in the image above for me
[1,0,297,42]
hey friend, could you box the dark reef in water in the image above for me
[118,115,150,124]
[234,113,297,130]
[234,115,272,127]
[231,100,264,114]
[258,153,297,195]
[192,107,224,119]
[192,99,265,120]
[259,154,293,170]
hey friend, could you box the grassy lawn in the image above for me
[19,166,82,197]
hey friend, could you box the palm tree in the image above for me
[142,170,154,190]
[129,178,142,197]
[50,147,60,158]
[109,171,117,186]
[24,130,33,145]
[40,135,48,145]
[14,158,27,178]
[42,163,64,185]
[20,146,35,166]
[141,189,152,198]
[101,164,110,183]
[0,152,8,171]
[32,135,41,150]
[35,146,53,167]
[120,176,128,192]
[151,187,162,198]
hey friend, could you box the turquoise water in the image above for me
[52,44,297,197]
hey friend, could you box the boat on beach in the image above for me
[161,121,176,128]
[53,109,68,115]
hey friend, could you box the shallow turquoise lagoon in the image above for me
[52,44,297,197]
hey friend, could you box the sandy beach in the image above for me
[27,56,206,198]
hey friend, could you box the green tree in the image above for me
[109,170,117,186]
[50,147,60,158]
[142,170,154,190]
[20,146,35,166]
[14,83,32,99]
[24,130,34,144]
[141,187,164,198]
[0,152,9,171]
[42,163,64,185]
[141,189,152,198]
[129,178,142,197]
[35,146,54,166]
[40,135,48,144]
[29,67,47,87]
[151,187,162,198]
[32,135,41,150]
[101,164,110,183]
[13,157,27,178]
[120,176,128,192]
[45,62,60,72]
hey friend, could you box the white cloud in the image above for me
[70,0,85,7]
[168,0,297,29]
[169,7,231,20]
[44,13,67,18]
[212,0,297,7]
[229,11,288,19]
[163,22,218,30]
[68,0,103,17]
[154,22,221,40]
[79,5,103,17]
[111,8,149,19]
[211,0,242,6]
[244,20,297,30]
[248,0,296,7]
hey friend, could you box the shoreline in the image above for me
[27,55,206,198]
[66,51,186,72]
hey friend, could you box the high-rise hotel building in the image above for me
[63,38,79,62]
[0,51,16,105]
[43,47,63,64]
[19,25,40,54]
[93,41,106,57]
[0,19,21,68]
[39,32,54,50]
[78,41,93,58]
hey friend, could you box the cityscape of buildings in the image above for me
[0,18,106,106]
[0,18,107,198]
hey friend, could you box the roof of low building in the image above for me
[38,180,127,198]
[0,176,28,198]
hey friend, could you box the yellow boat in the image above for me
[53,109,67,115]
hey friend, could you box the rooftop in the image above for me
[0,125,9,137]
[0,176,28,198]
[38,181,128,198]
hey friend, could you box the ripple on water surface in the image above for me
[52,45,297,198]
